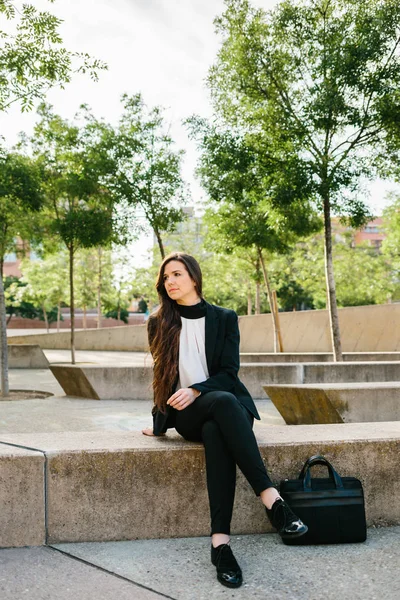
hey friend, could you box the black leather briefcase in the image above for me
[279,455,367,545]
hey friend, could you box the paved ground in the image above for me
[1,527,399,600]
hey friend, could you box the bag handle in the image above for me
[299,455,344,490]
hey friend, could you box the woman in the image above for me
[142,252,307,589]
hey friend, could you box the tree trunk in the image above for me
[255,282,261,315]
[69,243,75,365]
[57,302,61,332]
[42,304,49,333]
[247,281,252,316]
[257,247,280,353]
[0,260,9,397]
[83,306,87,330]
[323,195,343,361]
[97,247,102,329]
[154,229,165,260]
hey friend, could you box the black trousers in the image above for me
[174,390,275,536]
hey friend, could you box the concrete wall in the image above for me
[9,324,148,352]
[9,303,400,354]
[239,303,400,353]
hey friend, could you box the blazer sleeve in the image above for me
[189,309,240,395]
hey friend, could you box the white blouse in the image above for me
[177,316,209,390]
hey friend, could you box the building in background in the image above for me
[353,217,385,250]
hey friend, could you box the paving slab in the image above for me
[0,546,161,600]
[49,527,400,600]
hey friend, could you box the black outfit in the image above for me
[148,300,274,536]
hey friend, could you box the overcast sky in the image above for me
[1,0,397,264]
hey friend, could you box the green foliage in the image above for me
[113,93,188,257]
[4,276,38,320]
[137,298,148,313]
[0,150,44,270]
[105,308,129,323]
[17,255,68,327]
[31,104,118,253]
[209,0,400,222]
[381,194,400,299]
[270,232,394,308]
[0,0,106,112]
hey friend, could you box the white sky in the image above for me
[1,0,398,266]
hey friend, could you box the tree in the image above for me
[381,194,400,300]
[269,230,394,308]
[0,150,44,395]
[20,253,68,331]
[207,0,400,359]
[75,248,98,329]
[31,105,118,363]
[4,275,39,323]
[114,94,188,259]
[102,247,135,323]
[0,0,105,394]
[187,121,320,350]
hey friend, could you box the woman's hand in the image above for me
[142,428,165,436]
[167,387,200,410]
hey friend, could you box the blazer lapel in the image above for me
[205,301,219,372]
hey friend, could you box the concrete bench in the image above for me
[0,442,45,548]
[240,352,400,363]
[7,344,49,368]
[0,422,399,547]
[50,361,400,402]
[264,382,400,424]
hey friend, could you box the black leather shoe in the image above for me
[211,543,243,588]
[265,498,308,540]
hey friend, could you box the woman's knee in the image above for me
[212,391,240,407]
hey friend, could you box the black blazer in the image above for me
[149,301,261,436]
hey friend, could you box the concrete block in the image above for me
[0,443,45,548]
[265,382,400,424]
[244,362,400,398]
[1,424,399,544]
[49,365,153,400]
[7,344,49,368]
[240,352,400,363]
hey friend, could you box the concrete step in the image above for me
[1,422,399,547]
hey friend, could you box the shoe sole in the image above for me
[217,575,243,588]
[280,524,309,540]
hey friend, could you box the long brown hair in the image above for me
[148,252,203,413]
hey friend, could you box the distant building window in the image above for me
[4,252,17,262]
[364,226,380,234]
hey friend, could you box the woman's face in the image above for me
[163,260,199,305]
